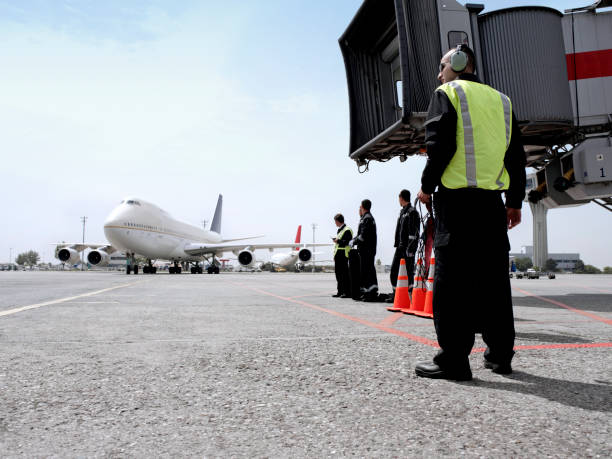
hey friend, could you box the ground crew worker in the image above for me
[386,189,420,303]
[350,199,378,301]
[414,45,526,381]
[332,213,353,298]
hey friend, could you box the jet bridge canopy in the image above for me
[339,0,582,167]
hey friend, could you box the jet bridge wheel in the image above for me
[126,266,131,275]
[133,265,139,275]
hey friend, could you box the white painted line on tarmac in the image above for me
[63,301,121,304]
[0,281,147,318]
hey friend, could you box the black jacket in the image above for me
[354,212,377,252]
[335,224,353,248]
[421,73,526,209]
[394,205,420,256]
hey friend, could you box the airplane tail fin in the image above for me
[211,194,223,234]
[295,225,302,250]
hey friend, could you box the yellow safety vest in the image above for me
[437,79,512,190]
[334,226,353,257]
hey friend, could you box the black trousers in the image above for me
[432,189,515,370]
[390,249,414,289]
[348,249,362,299]
[358,249,378,295]
[334,251,350,295]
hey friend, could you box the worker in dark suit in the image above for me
[350,199,378,301]
[387,189,420,303]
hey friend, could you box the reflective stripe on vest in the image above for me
[334,226,352,257]
[438,80,512,190]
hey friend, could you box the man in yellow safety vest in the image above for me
[332,213,353,298]
[415,44,526,381]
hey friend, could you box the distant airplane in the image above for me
[270,225,321,271]
[56,195,329,275]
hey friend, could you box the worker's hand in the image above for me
[332,238,337,243]
[417,189,431,204]
[348,240,355,248]
[506,208,522,229]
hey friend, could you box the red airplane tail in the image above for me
[294,225,302,250]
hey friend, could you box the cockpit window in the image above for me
[120,200,124,204]
[127,200,134,205]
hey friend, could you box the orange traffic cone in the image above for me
[404,258,426,315]
[414,257,434,319]
[387,258,411,312]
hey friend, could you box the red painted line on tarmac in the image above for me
[235,283,439,348]
[233,282,610,353]
[378,312,404,327]
[513,286,612,326]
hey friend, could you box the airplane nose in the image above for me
[104,205,126,228]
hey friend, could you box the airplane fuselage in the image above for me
[103,198,222,261]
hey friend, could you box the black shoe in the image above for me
[332,293,341,298]
[414,361,472,381]
[484,358,512,375]
[362,294,380,303]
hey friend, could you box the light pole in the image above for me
[201,220,208,230]
[311,223,318,272]
[81,216,87,271]
[9,247,12,265]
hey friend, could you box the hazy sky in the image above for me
[1,0,611,268]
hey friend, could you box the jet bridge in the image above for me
[339,0,612,267]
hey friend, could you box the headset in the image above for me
[450,44,469,73]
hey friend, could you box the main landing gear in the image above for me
[143,260,157,274]
[169,261,182,274]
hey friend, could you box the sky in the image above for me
[1,0,611,268]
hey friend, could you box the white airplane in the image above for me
[269,225,320,271]
[56,195,329,275]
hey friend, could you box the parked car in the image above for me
[526,269,540,279]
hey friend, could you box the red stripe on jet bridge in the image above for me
[566,49,612,80]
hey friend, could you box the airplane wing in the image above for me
[183,242,332,257]
[53,243,119,254]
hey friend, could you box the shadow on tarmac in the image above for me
[471,371,612,413]
[512,294,612,313]
[514,332,592,343]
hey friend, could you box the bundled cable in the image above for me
[414,198,435,279]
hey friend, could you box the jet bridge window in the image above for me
[448,31,469,49]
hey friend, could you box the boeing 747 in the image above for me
[56,195,329,274]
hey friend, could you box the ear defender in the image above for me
[450,45,468,73]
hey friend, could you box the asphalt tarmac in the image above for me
[0,271,610,457]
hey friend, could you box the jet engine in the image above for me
[57,248,81,265]
[237,250,256,267]
[87,249,110,266]
[298,248,312,262]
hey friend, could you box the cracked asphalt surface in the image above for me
[0,271,610,457]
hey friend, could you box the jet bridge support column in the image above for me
[529,202,549,269]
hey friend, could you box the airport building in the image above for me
[509,246,580,270]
